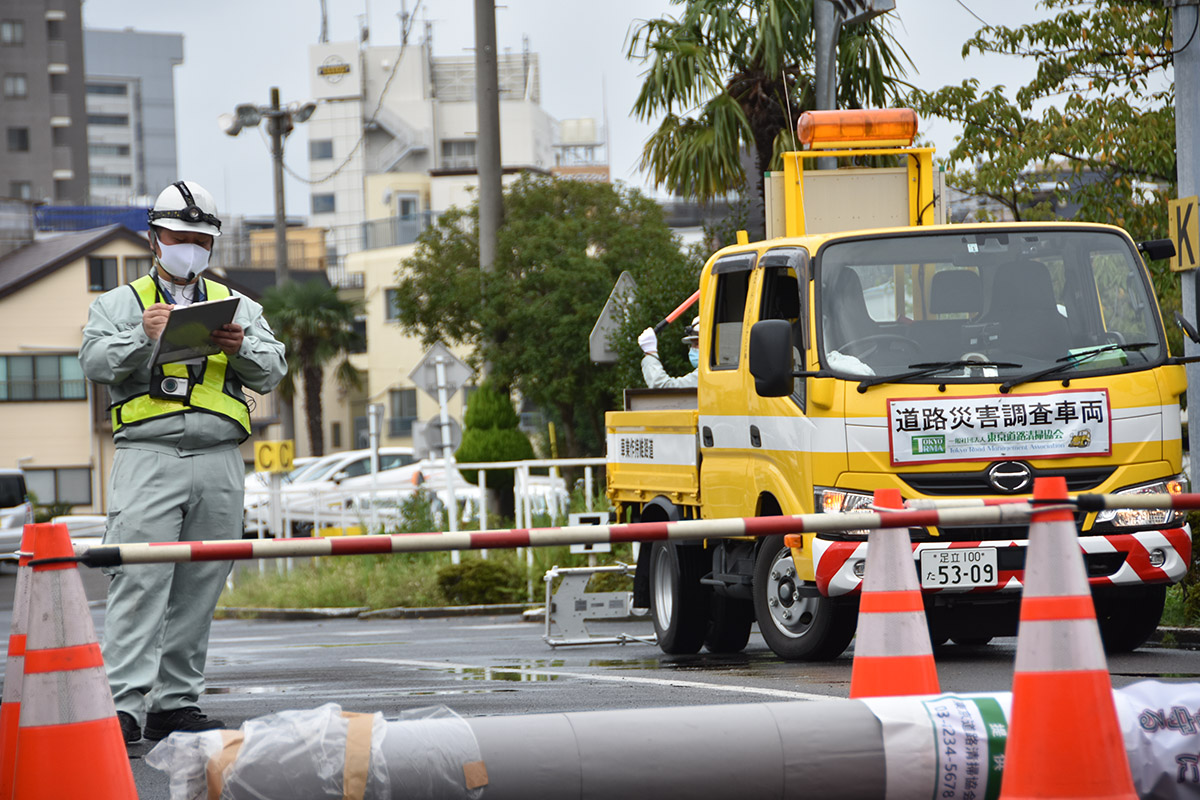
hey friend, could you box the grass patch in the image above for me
[221,490,633,610]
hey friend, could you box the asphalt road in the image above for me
[0,567,1197,799]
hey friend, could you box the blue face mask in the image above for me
[688,348,700,369]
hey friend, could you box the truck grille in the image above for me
[899,466,1113,496]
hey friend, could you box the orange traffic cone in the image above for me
[848,489,939,698]
[0,524,39,800]
[12,523,136,799]
[998,476,1136,800]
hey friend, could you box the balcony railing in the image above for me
[362,213,431,250]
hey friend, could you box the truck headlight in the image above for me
[1094,477,1185,529]
[814,487,874,536]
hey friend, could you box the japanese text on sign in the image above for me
[888,391,1111,465]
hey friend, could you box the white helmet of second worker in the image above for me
[682,316,700,346]
[148,180,222,238]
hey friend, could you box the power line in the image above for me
[955,0,990,28]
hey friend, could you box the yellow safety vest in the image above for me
[109,275,252,437]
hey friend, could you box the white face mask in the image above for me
[156,241,211,281]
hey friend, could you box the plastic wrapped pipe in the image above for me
[147,682,1200,800]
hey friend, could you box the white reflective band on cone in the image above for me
[854,612,935,658]
[19,667,115,726]
[1013,618,1109,672]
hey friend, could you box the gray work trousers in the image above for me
[100,445,243,720]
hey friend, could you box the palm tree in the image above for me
[627,0,912,233]
[260,279,363,457]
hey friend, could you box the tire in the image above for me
[649,542,711,654]
[1095,584,1166,653]
[704,595,754,654]
[753,535,857,661]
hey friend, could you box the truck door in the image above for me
[698,252,757,517]
[746,248,813,514]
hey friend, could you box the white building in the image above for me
[306,37,558,282]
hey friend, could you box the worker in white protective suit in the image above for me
[80,181,286,745]
[638,316,700,389]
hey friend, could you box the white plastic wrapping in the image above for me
[1114,680,1200,800]
[146,703,390,800]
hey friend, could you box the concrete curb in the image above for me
[216,603,542,621]
[1153,625,1200,649]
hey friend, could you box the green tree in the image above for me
[908,0,1178,336]
[394,174,698,457]
[261,279,364,457]
[455,383,534,519]
[627,0,911,230]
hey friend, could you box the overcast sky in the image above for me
[80,0,1046,219]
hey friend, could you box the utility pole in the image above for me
[474,0,502,273]
[268,86,295,441]
[1172,0,1200,486]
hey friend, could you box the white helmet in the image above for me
[682,316,700,345]
[148,180,222,237]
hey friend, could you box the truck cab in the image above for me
[606,110,1191,661]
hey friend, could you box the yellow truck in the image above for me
[607,109,1192,660]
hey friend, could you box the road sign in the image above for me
[254,440,294,473]
[409,342,473,399]
[589,271,638,364]
[1170,195,1199,271]
[411,417,463,460]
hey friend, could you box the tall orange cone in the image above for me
[849,488,939,698]
[0,524,39,800]
[12,523,136,799]
[998,476,1136,800]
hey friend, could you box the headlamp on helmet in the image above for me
[148,181,222,233]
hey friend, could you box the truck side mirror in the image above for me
[1175,311,1200,345]
[749,320,794,397]
[1138,239,1175,262]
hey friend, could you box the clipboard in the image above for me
[149,296,241,367]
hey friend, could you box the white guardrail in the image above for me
[242,457,607,539]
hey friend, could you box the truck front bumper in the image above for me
[809,526,1191,598]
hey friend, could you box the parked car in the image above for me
[243,456,319,493]
[244,447,415,536]
[0,468,33,556]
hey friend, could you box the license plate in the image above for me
[919,548,999,589]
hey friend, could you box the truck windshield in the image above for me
[816,229,1165,383]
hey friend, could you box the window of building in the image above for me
[331,421,342,449]
[441,139,477,169]
[349,317,367,353]
[91,174,132,188]
[53,180,71,202]
[46,19,63,40]
[86,83,127,96]
[0,21,24,45]
[388,388,418,437]
[24,467,91,507]
[87,114,129,127]
[383,288,401,321]
[7,127,28,152]
[88,256,119,291]
[89,143,130,157]
[124,256,152,282]
[3,74,26,98]
[51,127,69,147]
[9,181,30,200]
[49,73,66,93]
[311,193,335,214]
[309,139,333,160]
[0,355,87,401]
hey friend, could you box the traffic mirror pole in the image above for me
[1173,0,1200,489]
[435,355,461,564]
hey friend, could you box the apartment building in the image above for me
[0,0,89,204]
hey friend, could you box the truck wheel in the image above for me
[753,535,856,661]
[650,542,711,654]
[704,595,754,654]
[1095,585,1166,653]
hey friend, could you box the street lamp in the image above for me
[218,87,316,442]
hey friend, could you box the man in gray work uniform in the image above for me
[80,180,286,744]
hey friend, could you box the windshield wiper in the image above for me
[856,360,1021,393]
[999,341,1158,393]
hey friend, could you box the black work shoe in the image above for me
[117,711,141,744]
[143,707,225,741]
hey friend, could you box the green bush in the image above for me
[436,558,525,605]
[455,383,534,517]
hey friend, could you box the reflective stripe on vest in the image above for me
[110,275,251,436]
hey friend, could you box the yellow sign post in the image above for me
[254,440,295,473]
[1169,195,1199,271]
